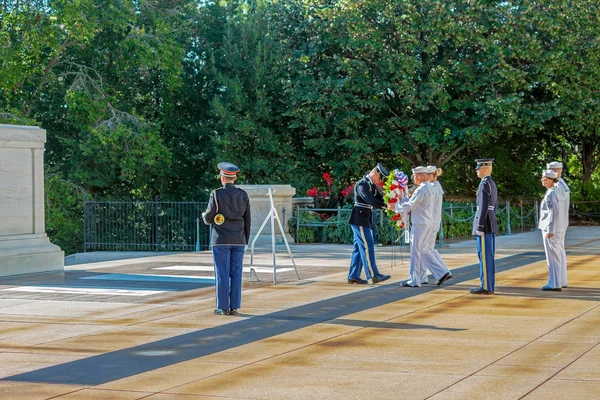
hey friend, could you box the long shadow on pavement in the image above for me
[2,252,544,386]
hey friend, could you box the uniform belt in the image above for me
[354,202,373,210]
[476,206,495,210]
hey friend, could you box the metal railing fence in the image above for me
[570,201,600,221]
[291,200,600,244]
[83,201,210,252]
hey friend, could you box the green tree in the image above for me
[533,0,600,199]
[281,0,548,187]
[203,0,297,183]
[1,0,194,198]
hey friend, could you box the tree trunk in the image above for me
[396,145,464,168]
[581,139,598,184]
[580,137,598,200]
[430,145,465,168]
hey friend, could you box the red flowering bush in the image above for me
[305,173,355,209]
[307,187,318,197]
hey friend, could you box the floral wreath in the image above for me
[383,169,409,230]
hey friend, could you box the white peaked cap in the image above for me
[426,165,437,174]
[412,166,428,174]
[546,161,563,169]
[543,170,558,179]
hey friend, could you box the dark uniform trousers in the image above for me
[476,234,496,292]
[349,225,381,280]
[348,176,385,281]
[472,175,498,292]
[202,183,251,310]
[212,246,245,309]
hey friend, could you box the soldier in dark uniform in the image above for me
[470,159,498,294]
[202,162,251,315]
[347,163,392,285]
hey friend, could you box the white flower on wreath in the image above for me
[389,190,397,199]
[392,179,398,186]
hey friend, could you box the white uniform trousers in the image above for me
[417,224,433,284]
[558,233,568,287]
[542,231,564,289]
[421,224,450,281]
[407,224,430,287]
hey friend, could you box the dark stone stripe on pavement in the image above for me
[2,251,545,386]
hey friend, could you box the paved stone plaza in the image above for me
[0,227,599,399]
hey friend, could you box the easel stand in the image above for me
[249,188,300,284]
[391,212,409,270]
[391,231,405,269]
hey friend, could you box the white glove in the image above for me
[476,230,484,236]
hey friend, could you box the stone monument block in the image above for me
[238,184,296,244]
[0,124,64,277]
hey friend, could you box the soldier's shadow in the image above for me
[239,313,465,332]
[493,286,600,301]
[324,318,466,331]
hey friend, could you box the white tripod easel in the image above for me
[249,188,300,284]
[391,211,409,269]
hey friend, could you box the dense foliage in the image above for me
[1,0,599,252]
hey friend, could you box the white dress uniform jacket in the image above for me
[396,183,433,225]
[555,178,570,287]
[539,187,566,289]
[419,181,450,282]
[395,182,447,286]
[539,188,560,234]
[430,181,443,229]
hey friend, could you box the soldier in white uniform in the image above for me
[391,166,452,287]
[547,161,570,288]
[539,169,568,291]
[424,166,452,286]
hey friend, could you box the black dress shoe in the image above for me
[348,277,368,284]
[436,272,453,286]
[562,286,568,288]
[372,274,391,283]
[469,287,494,295]
[541,285,562,291]
[401,281,418,287]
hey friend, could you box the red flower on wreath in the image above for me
[383,169,409,231]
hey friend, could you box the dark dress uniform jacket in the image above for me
[202,184,251,246]
[472,175,498,235]
[348,176,386,228]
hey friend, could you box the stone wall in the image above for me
[238,184,296,245]
[0,124,63,277]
